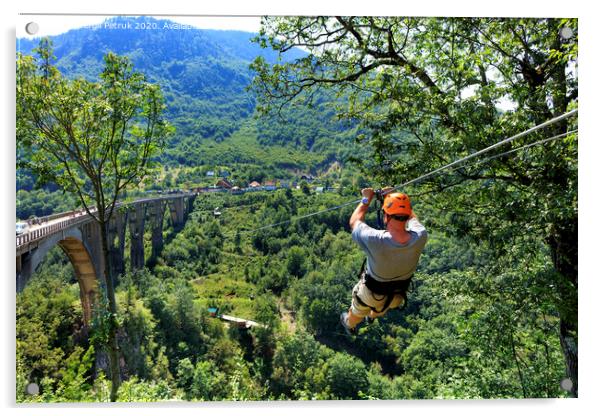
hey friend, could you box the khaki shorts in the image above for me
[350,276,405,318]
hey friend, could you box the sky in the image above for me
[16,13,525,111]
[16,14,262,39]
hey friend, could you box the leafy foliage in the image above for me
[251,16,578,396]
[17,189,570,401]
[16,16,575,402]
[17,38,172,401]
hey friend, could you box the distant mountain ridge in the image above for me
[17,16,359,173]
[17,16,304,68]
[17,16,310,145]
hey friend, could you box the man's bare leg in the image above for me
[347,309,364,328]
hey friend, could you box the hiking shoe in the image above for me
[340,312,356,336]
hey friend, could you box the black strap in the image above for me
[357,258,367,280]
[353,285,398,315]
[354,263,413,314]
[353,287,392,314]
[363,272,412,295]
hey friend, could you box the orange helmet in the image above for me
[383,192,412,216]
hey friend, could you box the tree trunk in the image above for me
[547,218,578,397]
[509,329,527,398]
[542,22,578,397]
[559,319,578,397]
[99,220,121,402]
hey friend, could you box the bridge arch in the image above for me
[16,194,196,324]
[17,227,101,324]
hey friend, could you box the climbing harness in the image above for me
[353,258,413,314]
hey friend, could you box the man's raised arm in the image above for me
[349,188,375,230]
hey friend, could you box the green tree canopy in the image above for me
[17,38,172,401]
[17,38,172,219]
[251,16,578,395]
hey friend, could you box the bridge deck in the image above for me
[16,193,194,253]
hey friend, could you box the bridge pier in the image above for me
[187,196,195,217]
[107,211,127,279]
[168,198,185,229]
[16,252,34,293]
[149,200,166,265]
[128,204,146,271]
[80,221,106,284]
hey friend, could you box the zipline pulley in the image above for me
[375,190,384,229]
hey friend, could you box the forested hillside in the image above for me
[16,16,360,221]
[16,17,350,156]
[17,189,569,401]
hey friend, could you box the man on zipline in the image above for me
[340,187,428,335]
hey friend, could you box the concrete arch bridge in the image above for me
[16,193,196,323]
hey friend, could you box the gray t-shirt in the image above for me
[352,218,428,281]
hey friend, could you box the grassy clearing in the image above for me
[192,272,258,320]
